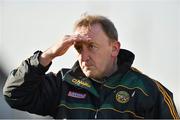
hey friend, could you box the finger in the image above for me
[64,34,92,44]
[76,34,92,41]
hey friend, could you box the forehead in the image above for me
[74,24,105,38]
[74,24,110,47]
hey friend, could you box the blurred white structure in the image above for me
[0,0,179,118]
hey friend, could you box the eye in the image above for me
[88,44,98,50]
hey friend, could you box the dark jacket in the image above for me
[3,49,179,119]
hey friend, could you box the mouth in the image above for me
[80,61,95,71]
[82,64,95,70]
[83,65,93,69]
[82,61,93,67]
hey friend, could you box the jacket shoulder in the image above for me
[129,67,174,96]
[124,67,160,97]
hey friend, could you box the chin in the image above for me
[84,72,92,78]
[83,71,101,79]
[83,70,94,78]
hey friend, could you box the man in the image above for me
[3,15,179,119]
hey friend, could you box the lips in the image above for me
[81,60,95,71]
[82,61,92,66]
[83,65,92,69]
[82,64,94,70]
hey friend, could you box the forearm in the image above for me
[39,49,55,67]
[39,34,91,67]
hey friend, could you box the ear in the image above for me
[111,41,120,57]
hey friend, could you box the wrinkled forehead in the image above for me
[74,24,102,38]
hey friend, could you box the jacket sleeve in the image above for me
[3,51,62,116]
[155,81,179,119]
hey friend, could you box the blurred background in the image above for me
[0,0,179,118]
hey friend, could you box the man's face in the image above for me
[74,24,119,79]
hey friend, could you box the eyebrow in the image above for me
[75,40,96,45]
[74,41,99,48]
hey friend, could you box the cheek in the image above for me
[93,53,111,69]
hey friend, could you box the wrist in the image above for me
[39,50,54,67]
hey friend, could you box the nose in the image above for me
[80,47,90,62]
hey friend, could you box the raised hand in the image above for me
[39,34,91,66]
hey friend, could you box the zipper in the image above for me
[94,109,99,119]
[95,79,105,119]
[101,78,106,89]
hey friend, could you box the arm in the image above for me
[155,81,179,119]
[3,34,91,116]
[3,51,61,116]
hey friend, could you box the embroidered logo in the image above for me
[116,91,130,104]
[72,79,91,88]
[68,91,86,99]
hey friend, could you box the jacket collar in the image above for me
[117,49,135,69]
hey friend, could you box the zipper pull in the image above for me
[100,78,106,89]
[95,109,99,119]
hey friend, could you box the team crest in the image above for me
[116,91,130,104]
